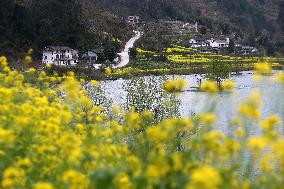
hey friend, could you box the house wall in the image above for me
[42,50,78,66]
[42,51,53,64]
[211,42,229,48]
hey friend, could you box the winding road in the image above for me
[114,31,141,68]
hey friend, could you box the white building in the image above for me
[238,46,258,55]
[128,16,140,27]
[189,38,210,48]
[42,46,78,66]
[207,38,230,48]
[189,39,197,44]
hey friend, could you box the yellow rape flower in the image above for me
[260,115,280,140]
[0,128,15,145]
[33,182,54,189]
[235,127,245,138]
[163,78,187,93]
[272,139,284,159]
[254,62,272,75]
[238,90,261,120]
[146,164,160,178]
[28,67,36,74]
[126,110,141,128]
[62,170,90,189]
[146,126,169,144]
[172,153,183,171]
[198,113,217,124]
[221,80,235,92]
[76,124,85,133]
[260,154,273,172]
[25,55,32,63]
[1,167,26,189]
[277,73,284,85]
[90,80,98,86]
[46,64,52,69]
[105,67,112,76]
[239,104,261,121]
[28,48,33,54]
[113,172,133,189]
[16,158,31,169]
[3,66,11,73]
[200,80,218,93]
[188,166,221,189]
[0,55,8,66]
[247,137,267,155]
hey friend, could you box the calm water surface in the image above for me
[99,71,284,135]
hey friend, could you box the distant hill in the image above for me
[1,0,284,58]
[91,0,284,55]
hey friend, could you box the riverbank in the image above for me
[48,45,284,81]
[45,62,283,81]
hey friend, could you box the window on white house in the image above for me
[45,56,47,60]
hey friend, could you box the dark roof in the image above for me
[82,51,98,57]
[92,48,104,53]
[214,40,228,44]
[242,46,256,49]
[44,46,75,51]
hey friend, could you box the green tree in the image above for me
[129,48,137,59]
[103,45,117,62]
[124,76,181,123]
[228,39,235,53]
[206,59,232,87]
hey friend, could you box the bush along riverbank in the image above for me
[45,60,283,81]
[45,45,284,81]
[2,55,284,188]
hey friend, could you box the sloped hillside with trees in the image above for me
[94,0,284,55]
[0,0,132,60]
[1,0,284,58]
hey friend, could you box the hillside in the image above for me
[1,0,284,59]
[93,0,284,55]
[0,0,132,61]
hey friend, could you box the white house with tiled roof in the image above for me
[189,38,230,48]
[42,46,78,66]
[207,38,230,48]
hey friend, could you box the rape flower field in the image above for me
[109,46,284,79]
[136,46,284,65]
[1,55,284,189]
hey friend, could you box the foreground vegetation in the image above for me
[1,55,284,188]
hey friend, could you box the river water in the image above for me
[98,71,284,135]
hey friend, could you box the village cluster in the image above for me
[188,38,258,54]
[42,46,103,67]
[42,16,258,67]
[42,16,140,67]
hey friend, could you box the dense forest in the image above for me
[1,0,284,58]
[0,0,131,60]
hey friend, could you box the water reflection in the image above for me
[99,71,284,135]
